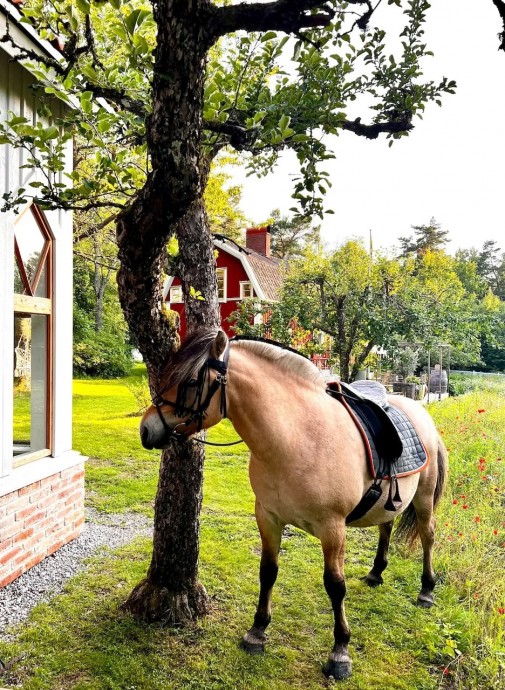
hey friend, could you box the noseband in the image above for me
[152,342,230,443]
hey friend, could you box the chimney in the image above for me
[246,226,271,257]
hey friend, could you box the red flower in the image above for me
[474,515,481,523]
[498,608,505,615]
[452,499,458,505]
[478,409,486,413]
[494,530,498,536]
[462,504,468,510]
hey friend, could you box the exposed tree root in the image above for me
[121,578,209,626]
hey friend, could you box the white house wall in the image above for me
[0,44,75,477]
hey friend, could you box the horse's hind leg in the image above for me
[242,502,283,654]
[413,501,437,607]
[363,520,394,587]
[320,522,352,681]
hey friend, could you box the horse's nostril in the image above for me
[141,425,152,449]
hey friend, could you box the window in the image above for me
[170,285,183,303]
[217,268,226,301]
[240,281,253,299]
[12,205,53,467]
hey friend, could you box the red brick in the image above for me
[41,474,58,488]
[20,532,47,555]
[0,538,13,554]
[0,566,24,588]
[23,510,47,528]
[46,536,70,556]
[32,493,56,511]
[0,519,22,542]
[12,526,35,544]
[0,545,22,566]
[21,552,46,572]
[68,469,85,483]
[14,504,38,522]
[52,477,71,492]
[64,489,85,507]
[0,491,18,509]
[5,496,29,516]
[19,481,41,496]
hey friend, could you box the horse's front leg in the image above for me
[242,502,283,654]
[320,523,352,681]
[363,520,394,587]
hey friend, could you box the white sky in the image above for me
[236,1,505,255]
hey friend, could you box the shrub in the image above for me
[73,330,133,378]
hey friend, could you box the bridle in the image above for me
[152,341,242,446]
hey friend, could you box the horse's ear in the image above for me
[210,330,228,359]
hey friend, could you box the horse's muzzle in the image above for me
[140,425,154,450]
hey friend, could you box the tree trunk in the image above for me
[123,196,219,625]
[118,3,219,624]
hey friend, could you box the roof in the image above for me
[243,250,283,301]
[0,0,64,63]
[213,235,283,301]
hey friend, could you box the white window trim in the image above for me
[217,267,227,302]
[240,281,253,299]
[170,285,183,303]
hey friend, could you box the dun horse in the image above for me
[140,330,448,680]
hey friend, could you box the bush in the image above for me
[73,330,133,378]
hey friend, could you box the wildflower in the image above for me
[478,409,486,413]
[473,592,480,599]
[493,530,498,536]
[462,504,468,510]
[443,667,449,676]
[458,532,464,537]
[474,516,481,523]
[498,608,505,615]
[452,499,458,505]
[461,494,466,499]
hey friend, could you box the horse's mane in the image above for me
[160,330,220,392]
[160,330,326,392]
[233,338,326,387]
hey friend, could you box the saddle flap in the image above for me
[327,381,403,464]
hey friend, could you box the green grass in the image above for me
[1,367,504,689]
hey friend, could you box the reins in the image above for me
[153,340,245,447]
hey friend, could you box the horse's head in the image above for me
[140,330,229,450]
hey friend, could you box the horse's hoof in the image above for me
[417,593,435,608]
[362,572,383,588]
[241,630,266,655]
[322,659,352,681]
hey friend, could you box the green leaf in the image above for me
[75,0,91,14]
[261,31,277,42]
[124,9,152,36]
[278,114,291,133]
[40,126,59,141]
[109,0,122,7]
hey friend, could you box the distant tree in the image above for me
[398,217,450,257]
[476,240,505,299]
[204,164,246,244]
[268,209,320,259]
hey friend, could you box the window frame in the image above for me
[12,205,54,469]
[217,267,227,302]
[240,281,253,299]
[169,285,183,304]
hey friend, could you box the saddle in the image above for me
[326,381,428,524]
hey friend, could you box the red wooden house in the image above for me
[164,227,282,337]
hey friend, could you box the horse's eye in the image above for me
[186,380,198,388]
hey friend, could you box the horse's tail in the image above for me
[395,435,449,544]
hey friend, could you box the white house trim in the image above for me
[213,239,265,299]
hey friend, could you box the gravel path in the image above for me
[0,508,152,637]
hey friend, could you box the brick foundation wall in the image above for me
[0,464,85,589]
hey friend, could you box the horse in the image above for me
[140,329,448,681]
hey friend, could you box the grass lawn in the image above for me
[1,366,504,689]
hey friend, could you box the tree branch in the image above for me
[491,0,505,51]
[340,115,413,139]
[207,0,336,40]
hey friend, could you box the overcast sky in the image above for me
[236,1,505,255]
